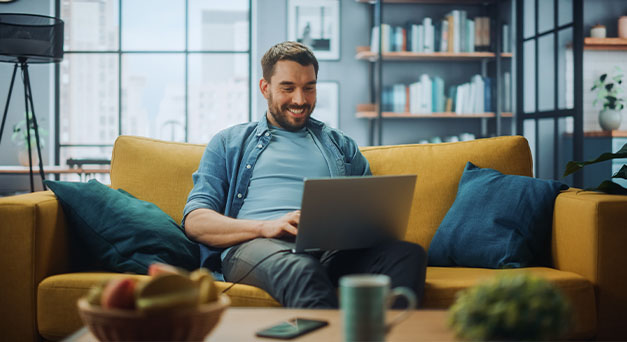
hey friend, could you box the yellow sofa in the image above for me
[1,135,626,341]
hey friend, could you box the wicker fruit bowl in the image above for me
[78,294,230,341]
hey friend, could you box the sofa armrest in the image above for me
[0,191,71,342]
[552,188,627,341]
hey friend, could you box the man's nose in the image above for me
[292,89,306,105]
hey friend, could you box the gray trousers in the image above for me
[221,238,427,308]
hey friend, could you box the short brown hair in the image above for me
[261,41,319,82]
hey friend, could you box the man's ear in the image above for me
[260,78,270,99]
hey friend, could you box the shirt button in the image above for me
[257,144,263,148]
[237,193,242,198]
[246,164,251,169]
[265,132,270,136]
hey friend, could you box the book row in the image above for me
[381,72,512,114]
[370,11,512,54]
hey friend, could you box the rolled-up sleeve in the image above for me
[182,134,229,227]
[345,136,371,176]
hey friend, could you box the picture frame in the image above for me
[287,0,340,60]
[313,81,339,129]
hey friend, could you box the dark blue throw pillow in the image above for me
[45,179,200,274]
[428,162,568,268]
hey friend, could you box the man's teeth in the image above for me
[289,108,304,114]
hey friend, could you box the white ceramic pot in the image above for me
[598,109,623,131]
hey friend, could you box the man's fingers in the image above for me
[284,224,298,235]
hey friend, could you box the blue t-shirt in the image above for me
[236,125,331,221]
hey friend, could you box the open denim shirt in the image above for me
[183,116,371,272]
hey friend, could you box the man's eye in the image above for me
[282,88,294,92]
[305,87,315,92]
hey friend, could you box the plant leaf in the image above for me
[588,180,627,195]
[600,74,607,82]
[612,164,627,180]
[563,143,627,177]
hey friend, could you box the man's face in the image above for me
[260,60,317,131]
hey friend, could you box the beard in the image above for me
[266,92,316,132]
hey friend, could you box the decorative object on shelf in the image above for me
[0,13,64,192]
[590,24,607,38]
[287,0,339,60]
[563,142,627,195]
[448,274,572,341]
[12,112,47,167]
[313,81,339,128]
[591,66,624,131]
[619,16,627,39]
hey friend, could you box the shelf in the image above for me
[356,111,514,119]
[356,0,497,4]
[355,46,512,61]
[584,37,627,50]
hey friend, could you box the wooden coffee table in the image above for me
[64,308,457,341]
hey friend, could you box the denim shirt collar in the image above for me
[254,112,325,138]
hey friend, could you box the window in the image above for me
[58,0,251,168]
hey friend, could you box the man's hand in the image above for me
[259,210,300,238]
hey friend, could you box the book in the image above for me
[467,19,475,53]
[423,17,434,53]
[440,19,449,52]
[502,24,510,53]
[503,72,511,112]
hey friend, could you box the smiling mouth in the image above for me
[287,107,306,116]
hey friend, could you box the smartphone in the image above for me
[255,317,329,339]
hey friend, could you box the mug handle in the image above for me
[385,286,417,333]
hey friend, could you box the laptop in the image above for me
[292,174,417,254]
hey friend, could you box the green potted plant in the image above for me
[11,112,47,166]
[448,274,572,341]
[591,66,625,131]
[563,143,627,195]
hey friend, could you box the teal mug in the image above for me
[340,274,417,342]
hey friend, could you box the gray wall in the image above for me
[253,0,371,145]
[0,1,54,194]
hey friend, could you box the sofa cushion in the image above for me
[360,136,533,250]
[37,273,280,341]
[428,162,567,268]
[424,267,596,339]
[45,179,200,274]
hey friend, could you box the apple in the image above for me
[101,278,137,310]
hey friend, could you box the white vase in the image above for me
[598,109,623,131]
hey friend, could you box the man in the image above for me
[183,41,426,308]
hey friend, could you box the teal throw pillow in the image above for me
[45,179,200,274]
[428,162,568,268]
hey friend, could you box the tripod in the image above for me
[0,59,47,192]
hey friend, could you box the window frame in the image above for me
[54,0,253,166]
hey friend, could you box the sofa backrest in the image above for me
[110,136,205,225]
[360,136,532,249]
[110,135,532,249]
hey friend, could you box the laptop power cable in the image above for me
[221,248,292,294]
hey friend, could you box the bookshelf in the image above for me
[357,0,513,145]
[355,46,513,61]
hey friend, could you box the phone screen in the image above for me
[255,317,329,339]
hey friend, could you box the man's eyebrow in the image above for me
[278,81,317,86]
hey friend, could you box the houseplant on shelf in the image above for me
[11,112,47,167]
[591,66,625,131]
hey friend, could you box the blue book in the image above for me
[483,77,492,113]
